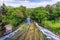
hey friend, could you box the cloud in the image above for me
[0,0,3,6]
[28,0,51,2]
[0,0,60,8]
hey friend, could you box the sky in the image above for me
[0,0,60,8]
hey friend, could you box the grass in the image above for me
[41,20,60,36]
[18,24,28,32]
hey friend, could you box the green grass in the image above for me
[18,24,28,32]
[41,20,60,36]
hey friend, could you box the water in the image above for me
[34,22,60,40]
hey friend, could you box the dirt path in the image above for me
[25,23,44,40]
[18,23,44,40]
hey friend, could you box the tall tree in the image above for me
[1,3,7,15]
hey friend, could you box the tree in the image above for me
[30,7,48,23]
[45,5,57,20]
[16,10,24,18]
[55,2,60,16]
[1,3,8,15]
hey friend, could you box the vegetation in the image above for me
[1,2,60,36]
[19,24,28,32]
[2,4,26,27]
[30,2,60,36]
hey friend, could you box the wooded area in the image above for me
[0,2,60,36]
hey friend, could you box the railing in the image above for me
[0,24,28,40]
[34,21,60,40]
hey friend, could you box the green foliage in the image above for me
[2,4,26,27]
[41,19,60,35]
[2,2,60,35]
[30,7,48,23]
[19,24,28,32]
[30,2,60,35]
[2,16,7,23]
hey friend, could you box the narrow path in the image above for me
[25,23,44,40]
[18,23,44,40]
[17,26,29,40]
[0,23,44,40]
[9,24,29,40]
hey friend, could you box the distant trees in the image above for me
[30,7,48,23]
[55,2,60,16]
[45,5,55,20]
[1,3,8,15]
[45,2,60,20]
[29,2,60,23]
[2,4,26,27]
[2,2,60,26]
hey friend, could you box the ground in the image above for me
[17,23,44,40]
